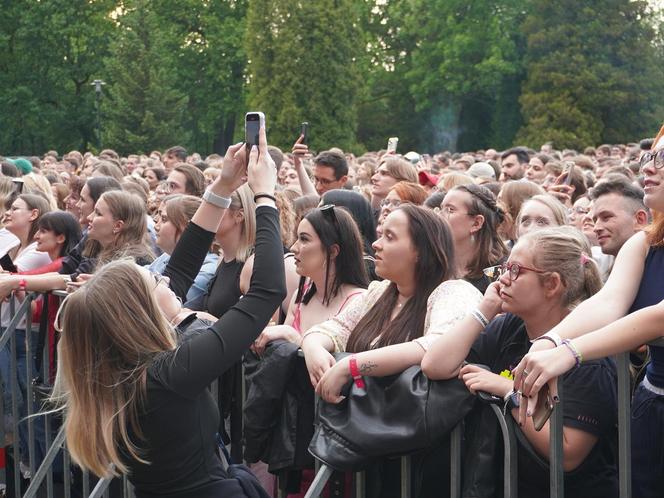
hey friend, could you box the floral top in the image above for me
[305,278,482,353]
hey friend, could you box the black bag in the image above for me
[309,362,475,471]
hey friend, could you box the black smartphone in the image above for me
[300,122,309,145]
[12,179,24,194]
[245,112,265,148]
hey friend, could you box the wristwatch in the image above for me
[202,189,232,209]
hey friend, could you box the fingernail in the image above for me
[251,145,257,151]
[526,410,532,417]
[553,395,560,403]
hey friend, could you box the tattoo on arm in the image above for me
[359,361,378,374]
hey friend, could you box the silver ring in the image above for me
[523,370,530,376]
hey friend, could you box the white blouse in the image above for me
[305,278,482,352]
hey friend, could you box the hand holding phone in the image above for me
[532,384,555,431]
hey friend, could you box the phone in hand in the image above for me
[563,162,576,186]
[245,112,265,148]
[387,137,399,153]
[300,122,309,145]
[533,384,555,431]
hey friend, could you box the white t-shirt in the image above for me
[1,241,52,328]
[0,228,19,259]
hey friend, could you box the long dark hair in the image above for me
[296,206,369,306]
[321,189,376,256]
[37,211,83,257]
[346,205,456,352]
[454,184,508,277]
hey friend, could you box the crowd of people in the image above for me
[0,123,662,498]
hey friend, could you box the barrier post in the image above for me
[400,455,411,498]
[549,379,564,498]
[449,424,462,498]
[615,351,632,498]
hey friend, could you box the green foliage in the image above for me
[0,0,115,154]
[517,0,664,149]
[101,1,190,154]
[245,0,366,152]
[0,0,663,156]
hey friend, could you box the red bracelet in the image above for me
[17,279,27,292]
[349,355,365,389]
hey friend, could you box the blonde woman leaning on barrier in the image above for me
[51,132,286,498]
[422,227,618,498]
[513,125,664,497]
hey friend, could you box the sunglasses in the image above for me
[483,262,547,282]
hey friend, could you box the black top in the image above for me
[468,313,618,498]
[128,207,286,497]
[165,221,244,319]
[628,246,664,387]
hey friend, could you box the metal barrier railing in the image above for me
[1,290,650,498]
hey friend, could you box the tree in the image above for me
[101,0,189,155]
[245,0,366,152]
[151,0,249,154]
[517,0,664,149]
[0,0,115,154]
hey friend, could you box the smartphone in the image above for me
[564,162,576,186]
[300,122,309,145]
[387,137,399,153]
[245,112,265,148]
[533,384,555,431]
[12,179,24,194]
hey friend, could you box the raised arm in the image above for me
[165,143,247,301]
[156,128,287,396]
[292,136,318,197]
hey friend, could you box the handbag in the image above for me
[308,359,475,472]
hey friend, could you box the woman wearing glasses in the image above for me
[252,204,368,353]
[377,181,427,235]
[422,226,618,498]
[439,184,508,293]
[513,128,664,496]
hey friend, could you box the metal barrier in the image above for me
[0,290,649,498]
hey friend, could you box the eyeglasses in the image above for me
[380,199,402,209]
[639,150,664,170]
[483,262,547,282]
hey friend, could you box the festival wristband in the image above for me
[349,355,365,389]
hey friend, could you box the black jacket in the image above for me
[243,341,315,473]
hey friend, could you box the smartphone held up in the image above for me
[245,112,265,149]
[387,137,399,153]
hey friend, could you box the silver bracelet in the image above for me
[533,332,562,348]
[471,309,489,328]
[202,189,232,209]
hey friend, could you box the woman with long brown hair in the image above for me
[300,204,481,400]
[52,133,286,496]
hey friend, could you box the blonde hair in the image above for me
[0,177,15,223]
[164,194,202,239]
[229,185,256,263]
[86,190,154,265]
[22,173,58,210]
[516,194,568,228]
[53,260,176,477]
[275,191,296,248]
[519,226,602,308]
[438,172,473,192]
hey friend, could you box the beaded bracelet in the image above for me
[562,339,583,368]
